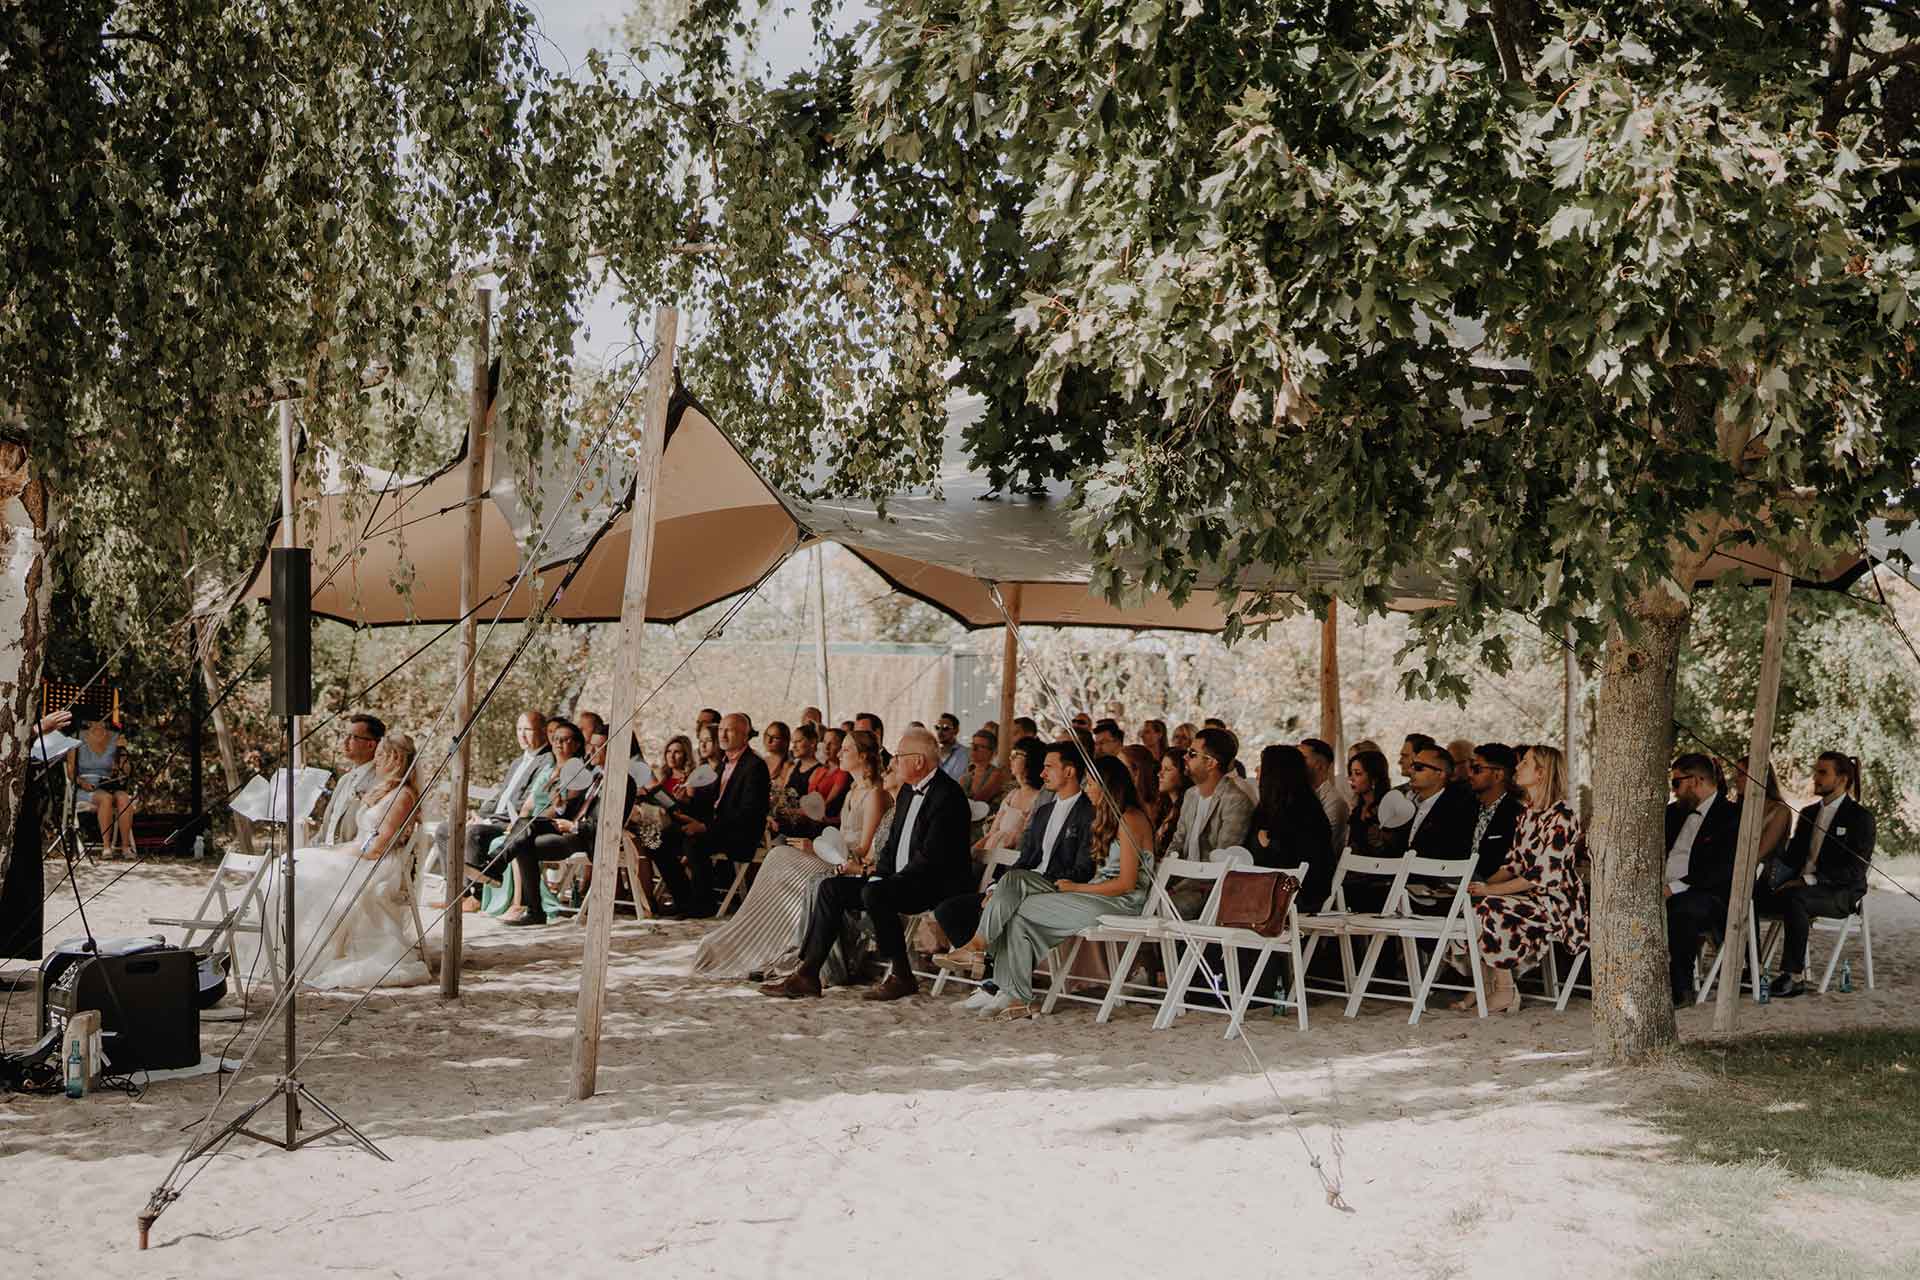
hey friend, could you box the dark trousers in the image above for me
[495,826,588,920]
[1754,881,1860,975]
[933,891,986,948]
[801,874,945,983]
[1666,887,1726,997]
[464,819,511,871]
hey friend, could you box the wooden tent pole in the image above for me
[442,286,490,998]
[1712,573,1792,1032]
[997,585,1021,766]
[571,304,677,1101]
[1319,601,1344,765]
[812,545,832,725]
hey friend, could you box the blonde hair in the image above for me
[1523,744,1567,809]
[366,732,418,806]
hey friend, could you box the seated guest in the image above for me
[1203,717,1227,731]
[696,707,721,734]
[693,730,893,978]
[855,712,889,769]
[1092,719,1126,758]
[1012,716,1039,740]
[1121,745,1161,833]
[316,713,385,845]
[456,709,550,903]
[493,733,643,927]
[482,718,595,922]
[1296,738,1349,855]
[1446,738,1475,785]
[657,734,694,791]
[1396,733,1438,789]
[659,712,771,918]
[1251,744,1335,909]
[1753,752,1875,998]
[1733,755,1794,878]
[962,729,1012,806]
[1162,727,1257,916]
[68,715,138,856]
[1464,743,1524,880]
[935,713,969,780]
[800,706,824,728]
[975,736,1048,857]
[1071,711,1093,735]
[761,727,973,1000]
[810,727,852,818]
[694,721,723,770]
[1664,752,1741,1005]
[1394,743,1477,860]
[1456,745,1587,1014]
[1344,749,1396,859]
[934,739,1092,958]
[938,754,1155,1019]
[1349,738,1381,761]
[788,721,822,794]
[575,710,607,743]
[1139,718,1169,763]
[1154,749,1192,854]
[1170,722,1197,754]
[764,721,799,797]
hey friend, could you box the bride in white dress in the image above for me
[237,732,431,991]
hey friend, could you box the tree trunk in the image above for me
[1587,592,1688,1063]
[0,440,54,904]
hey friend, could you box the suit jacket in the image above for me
[1470,792,1525,881]
[692,749,772,863]
[1011,792,1096,883]
[1166,781,1256,861]
[574,771,642,848]
[1395,782,1479,862]
[871,766,975,898]
[1784,796,1876,899]
[1665,793,1741,898]
[319,761,376,845]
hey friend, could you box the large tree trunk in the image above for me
[1587,590,1689,1063]
[0,440,54,911]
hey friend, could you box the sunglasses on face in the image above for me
[1409,762,1445,773]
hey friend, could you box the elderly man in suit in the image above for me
[1664,752,1743,1005]
[763,726,973,1001]
[1753,752,1876,998]
[662,711,770,918]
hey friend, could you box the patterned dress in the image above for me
[1473,801,1587,972]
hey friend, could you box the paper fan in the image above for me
[813,826,848,867]
[799,792,827,821]
[685,763,718,789]
[1377,789,1417,829]
[968,800,990,822]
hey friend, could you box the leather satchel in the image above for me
[1215,869,1301,937]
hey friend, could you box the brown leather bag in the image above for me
[1214,869,1301,937]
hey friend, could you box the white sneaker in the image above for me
[961,987,997,1011]
[977,991,1014,1018]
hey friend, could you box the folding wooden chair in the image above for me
[1697,900,1781,1005]
[715,844,765,917]
[1814,896,1874,992]
[1294,850,1417,1004]
[923,847,1025,994]
[148,841,278,997]
[1339,853,1486,1023]
[1040,853,1242,1021]
[1153,861,1313,1038]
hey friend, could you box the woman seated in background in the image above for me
[68,716,138,856]
[482,718,595,923]
[1732,755,1792,868]
[1457,744,1586,1015]
[937,755,1155,1020]
[962,729,1012,806]
[975,735,1046,856]
[693,729,893,980]
[1153,750,1191,854]
[656,734,694,793]
[1122,745,1162,834]
[764,721,799,798]
[788,721,822,795]
[1139,718,1169,764]
[1250,744,1335,910]
[1344,749,1396,859]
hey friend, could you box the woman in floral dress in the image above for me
[1457,744,1586,1014]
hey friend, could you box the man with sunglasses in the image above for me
[316,713,385,845]
[1464,743,1523,880]
[1663,752,1741,1005]
[1163,727,1257,916]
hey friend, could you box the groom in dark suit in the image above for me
[763,726,973,1001]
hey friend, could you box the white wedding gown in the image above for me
[235,789,431,991]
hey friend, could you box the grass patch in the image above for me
[1656,1028,1920,1178]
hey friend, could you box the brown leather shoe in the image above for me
[863,972,919,1002]
[760,971,822,999]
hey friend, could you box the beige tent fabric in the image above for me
[228,383,1905,632]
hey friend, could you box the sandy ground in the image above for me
[4,860,1919,1279]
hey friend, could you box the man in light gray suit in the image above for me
[316,713,384,844]
[1164,727,1257,916]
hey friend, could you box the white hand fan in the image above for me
[685,763,718,789]
[968,799,990,822]
[1377,789,1417,829]
[813,826,849,868]
[800,792,827,822]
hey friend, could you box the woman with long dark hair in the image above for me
[935,754,1155,1019]
[1344,749,1395,857]
[1252,744,1336,909]
[1154,750,1192,854]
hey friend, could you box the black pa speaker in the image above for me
[270,547,313,716]
[39,939,200,1072]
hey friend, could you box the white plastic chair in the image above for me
[1697,901,1781,1005]
[1294,850,1416,1003]
[1814,897,1874,992]
[1339,854,1486,1023]
[1154,861,1313,1038]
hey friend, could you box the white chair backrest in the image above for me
[976,845,1022,891]
[1149,855,1237,924]
[1326,849,1415,912]
[1212,845,1255,868]
[1384,854,1475,917]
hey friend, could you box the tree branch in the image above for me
[1819,2,1861,137]
[1487,0,1533,85]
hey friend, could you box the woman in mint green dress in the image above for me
[941,754,1156,1020]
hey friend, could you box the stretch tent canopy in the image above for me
[224,382,1911,631]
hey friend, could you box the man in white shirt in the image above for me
[1663,752,1739,1004]
[1297,738,1349,856]
[933,742,1094,952]
[317,714,384,845]
[1753,751,1877,998]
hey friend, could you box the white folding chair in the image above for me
[1340,854,1486,1023]
[1040,853,1242,1021]
[1697,901,1781,1005]
[714,836,769,917]
[149,841,277,995]
[398,822,436,972]
[1294,850,1416,1003]
[1542,946,1591,1012]
[1155,861,1313,1038]
[926,847,1023,994]
[1814,896,1874,992]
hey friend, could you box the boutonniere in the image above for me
[1836,827,1848,836]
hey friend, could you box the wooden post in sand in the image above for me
[1713,572,1792,1032]
[571,304,677,1101]
[442,286,491,998]
[997,585,1022,766]
[812,545,832,725]
[1318,600,1344,764]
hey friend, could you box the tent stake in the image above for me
[442,285,490,998]
[571,304,677,1101]
[1713,572,1792,1032]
